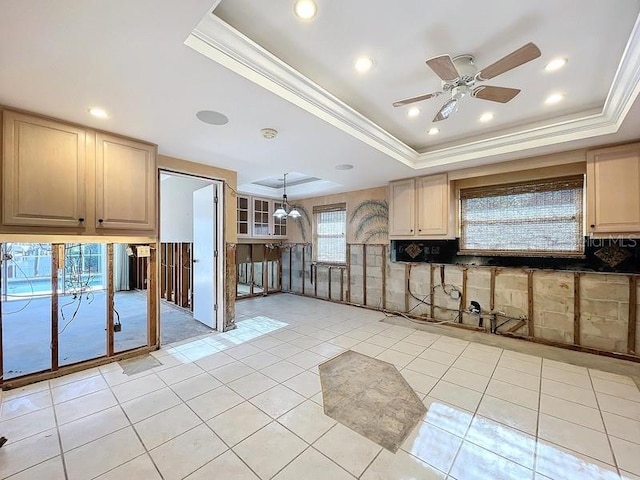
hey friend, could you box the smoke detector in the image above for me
[261,128,278,139]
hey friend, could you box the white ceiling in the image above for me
[1,1,640,199]
[216,0,638,150]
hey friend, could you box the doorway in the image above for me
[159,171,225,342]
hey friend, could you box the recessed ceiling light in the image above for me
[407,107,421,118]
[196,110,229,125]
[479,112,494,123]
[88,107,108,119]
[294,0,317,20]
[354,56,374,73]
[335,164,354,170]
[545,58,568,72]
[545,93,564,105]
[428,127,439,135]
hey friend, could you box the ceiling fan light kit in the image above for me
[393,42,542,122]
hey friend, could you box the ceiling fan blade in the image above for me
[433,98,458,122]
[393,92,442,107]
[426,55,459,82]
[476,42,541,81]
[472,85,521,103]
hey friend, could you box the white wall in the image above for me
[160,174,210,242]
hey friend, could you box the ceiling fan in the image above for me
[393,42,541,122]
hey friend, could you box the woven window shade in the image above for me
[460,175,584,256]
[313,203,347,213]
[314,208,346,263]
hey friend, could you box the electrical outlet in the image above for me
[137,246,151,257]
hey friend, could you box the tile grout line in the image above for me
[587,367,622,477]
[53,378,70,480]
[532,350,544,477]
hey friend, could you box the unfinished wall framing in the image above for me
[282,243,640,361]
[159,242,193,310]
[0,242,159,389]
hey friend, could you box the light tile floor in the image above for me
[1,294,640,479]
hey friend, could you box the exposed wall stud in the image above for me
[490,267,497,312]
[404,264,410,312]
[301,245,306,295]
[346,244,351,303]
[51,244,60,371]
[382,244,387,310]
[527,269,534,337]
[263,244,268,295]
[362,244,368,306]
[107,243,115,357]
[148,244,158,346]
[629,275,637,355]
[429,264,435,319]
[574,272,581,345]
[340,267,344,302]
[461,267,468,323]
[328,266,333,300]
[288,246,293,291]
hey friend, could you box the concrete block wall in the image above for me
[281,243,638,357]
[533,271,574,344]
[580,274,629,353]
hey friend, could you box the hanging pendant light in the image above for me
[273,173,300,218]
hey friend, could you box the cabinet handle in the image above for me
[78,218,85,223]
[418,229,422,232]
[590,224,595,228]
[98,218,104,224]
[410,229,413,232]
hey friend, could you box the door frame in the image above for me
[158,169,226,334]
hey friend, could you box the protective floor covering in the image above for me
[319,350,426,452]
[118,354,162,376]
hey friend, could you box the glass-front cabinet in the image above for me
[235,195,288,239]
[253,199,270,236]
[237,196,250,237]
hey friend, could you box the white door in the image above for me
[192,184,217,329]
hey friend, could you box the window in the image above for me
[314,204,347,263]
[460,176,584,256]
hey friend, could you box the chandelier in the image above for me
[273,173,301,219]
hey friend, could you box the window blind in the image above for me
[460,175,584,256]
[314,208,346,263]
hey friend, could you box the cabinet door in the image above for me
[389,179,415,236]
[95,133,156,231]
[416,174,449,236]
[237,195,250,237]
[273,200,287,237]
[253,198,270,236]
[2,110,86,227]
[587,144,640,233]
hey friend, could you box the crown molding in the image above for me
[186,9,640,170]
[185,14,418,167]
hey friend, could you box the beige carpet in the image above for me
[318,350,426,452]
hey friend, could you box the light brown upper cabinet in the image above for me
[95,133,156,231]
[416,174,449,236]
[389,178,415,236]
[389,174,451,239]
[2,110,87,228]
[1,109,157,235]
[587,143,640,234]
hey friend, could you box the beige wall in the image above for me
[158,155,238,243]
[281,143,640,357]
[287,186,388,244]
